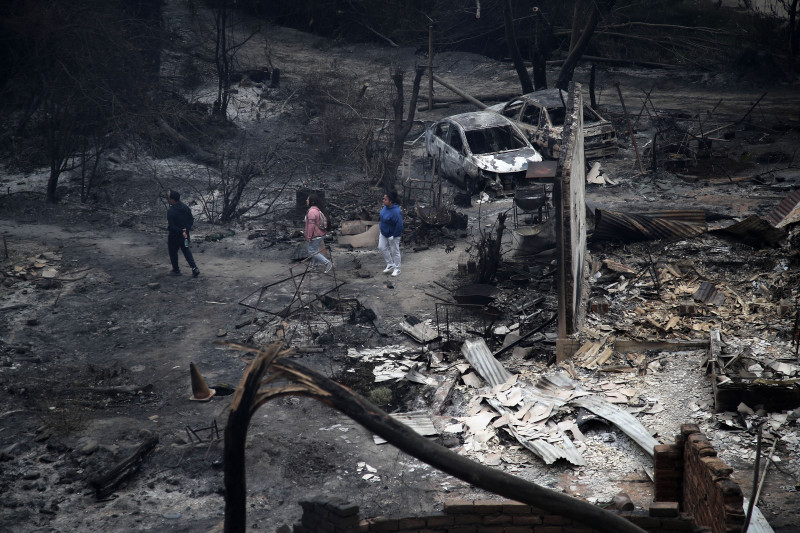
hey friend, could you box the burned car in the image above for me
[424,111,543,194]
[490,89,618,159]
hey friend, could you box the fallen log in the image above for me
[89,435,158,500]
[157,117,218,167]
[222,342,646,533]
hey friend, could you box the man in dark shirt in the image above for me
[167,190,200,277]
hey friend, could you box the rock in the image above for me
[147,282,160,290]
[78,439,99,455]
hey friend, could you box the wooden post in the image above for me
[615,83,644,173]
[432,74,487,110]
[428,25,434,111]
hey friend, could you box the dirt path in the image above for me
[0,200,491,531]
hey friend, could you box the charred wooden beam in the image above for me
[89,435,158,500]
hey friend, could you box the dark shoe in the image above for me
[170,270,182,276]
[192,268,200,277]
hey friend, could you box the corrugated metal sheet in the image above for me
[486,397,586,466]
[692,281,727,306]
[374,411,438,444]
[461,338,513,387]
[570,395,660,457]
[593,209,707,242]
[764,189,800,228]
[713,215,788,248]
[743,498,775,533]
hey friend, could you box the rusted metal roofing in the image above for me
[713,215,787,248]
[592,209,708,242]
[764,189,800,228]
[461,338,513,387]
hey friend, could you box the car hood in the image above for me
[473,148,542,173]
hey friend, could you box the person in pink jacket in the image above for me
[304,193,333,273]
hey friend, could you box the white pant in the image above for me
[378,234,401,269]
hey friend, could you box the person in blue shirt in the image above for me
[378,189,403,277]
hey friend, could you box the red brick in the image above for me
[649,502,680,517]
[426,515,455,527]
[628,515,662,528]
[397,517,426,528]
[482,514,512,525]
[471,500,505,513]
[503,503,532,514]
[505,528,535,533]
[534,527,564,533]
[454,514,482,524]
[445,499,475,513]
[513,515,543,525]
[369,517,400,531]
[655,444,682,459]
[542,515,572,525]
[659,516,695,530]
[701,456,733,478]
[680,424,700,437]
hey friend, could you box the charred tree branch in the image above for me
[222,342,647,533]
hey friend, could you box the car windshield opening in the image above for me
[465,126,528,155]
[548,108,566,126]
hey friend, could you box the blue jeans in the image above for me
[307,237,330,267]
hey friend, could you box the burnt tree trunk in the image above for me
[556,1,615,91]
[790,0,799,57]
[223,361,261,533]
[503,0,533,94]
[531,8,555,91]
[381,66,426,190]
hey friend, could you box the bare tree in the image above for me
[381,66,426,191]
[214,143,284,223]
[531,7,556,91]
[211,0,260,119]
[503,0,534,94]
[556,0,616,90]
[0,0,156,203]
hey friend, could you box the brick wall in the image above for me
[291,497,702,533]
[291,425,744,533]
[654,423,745,533]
